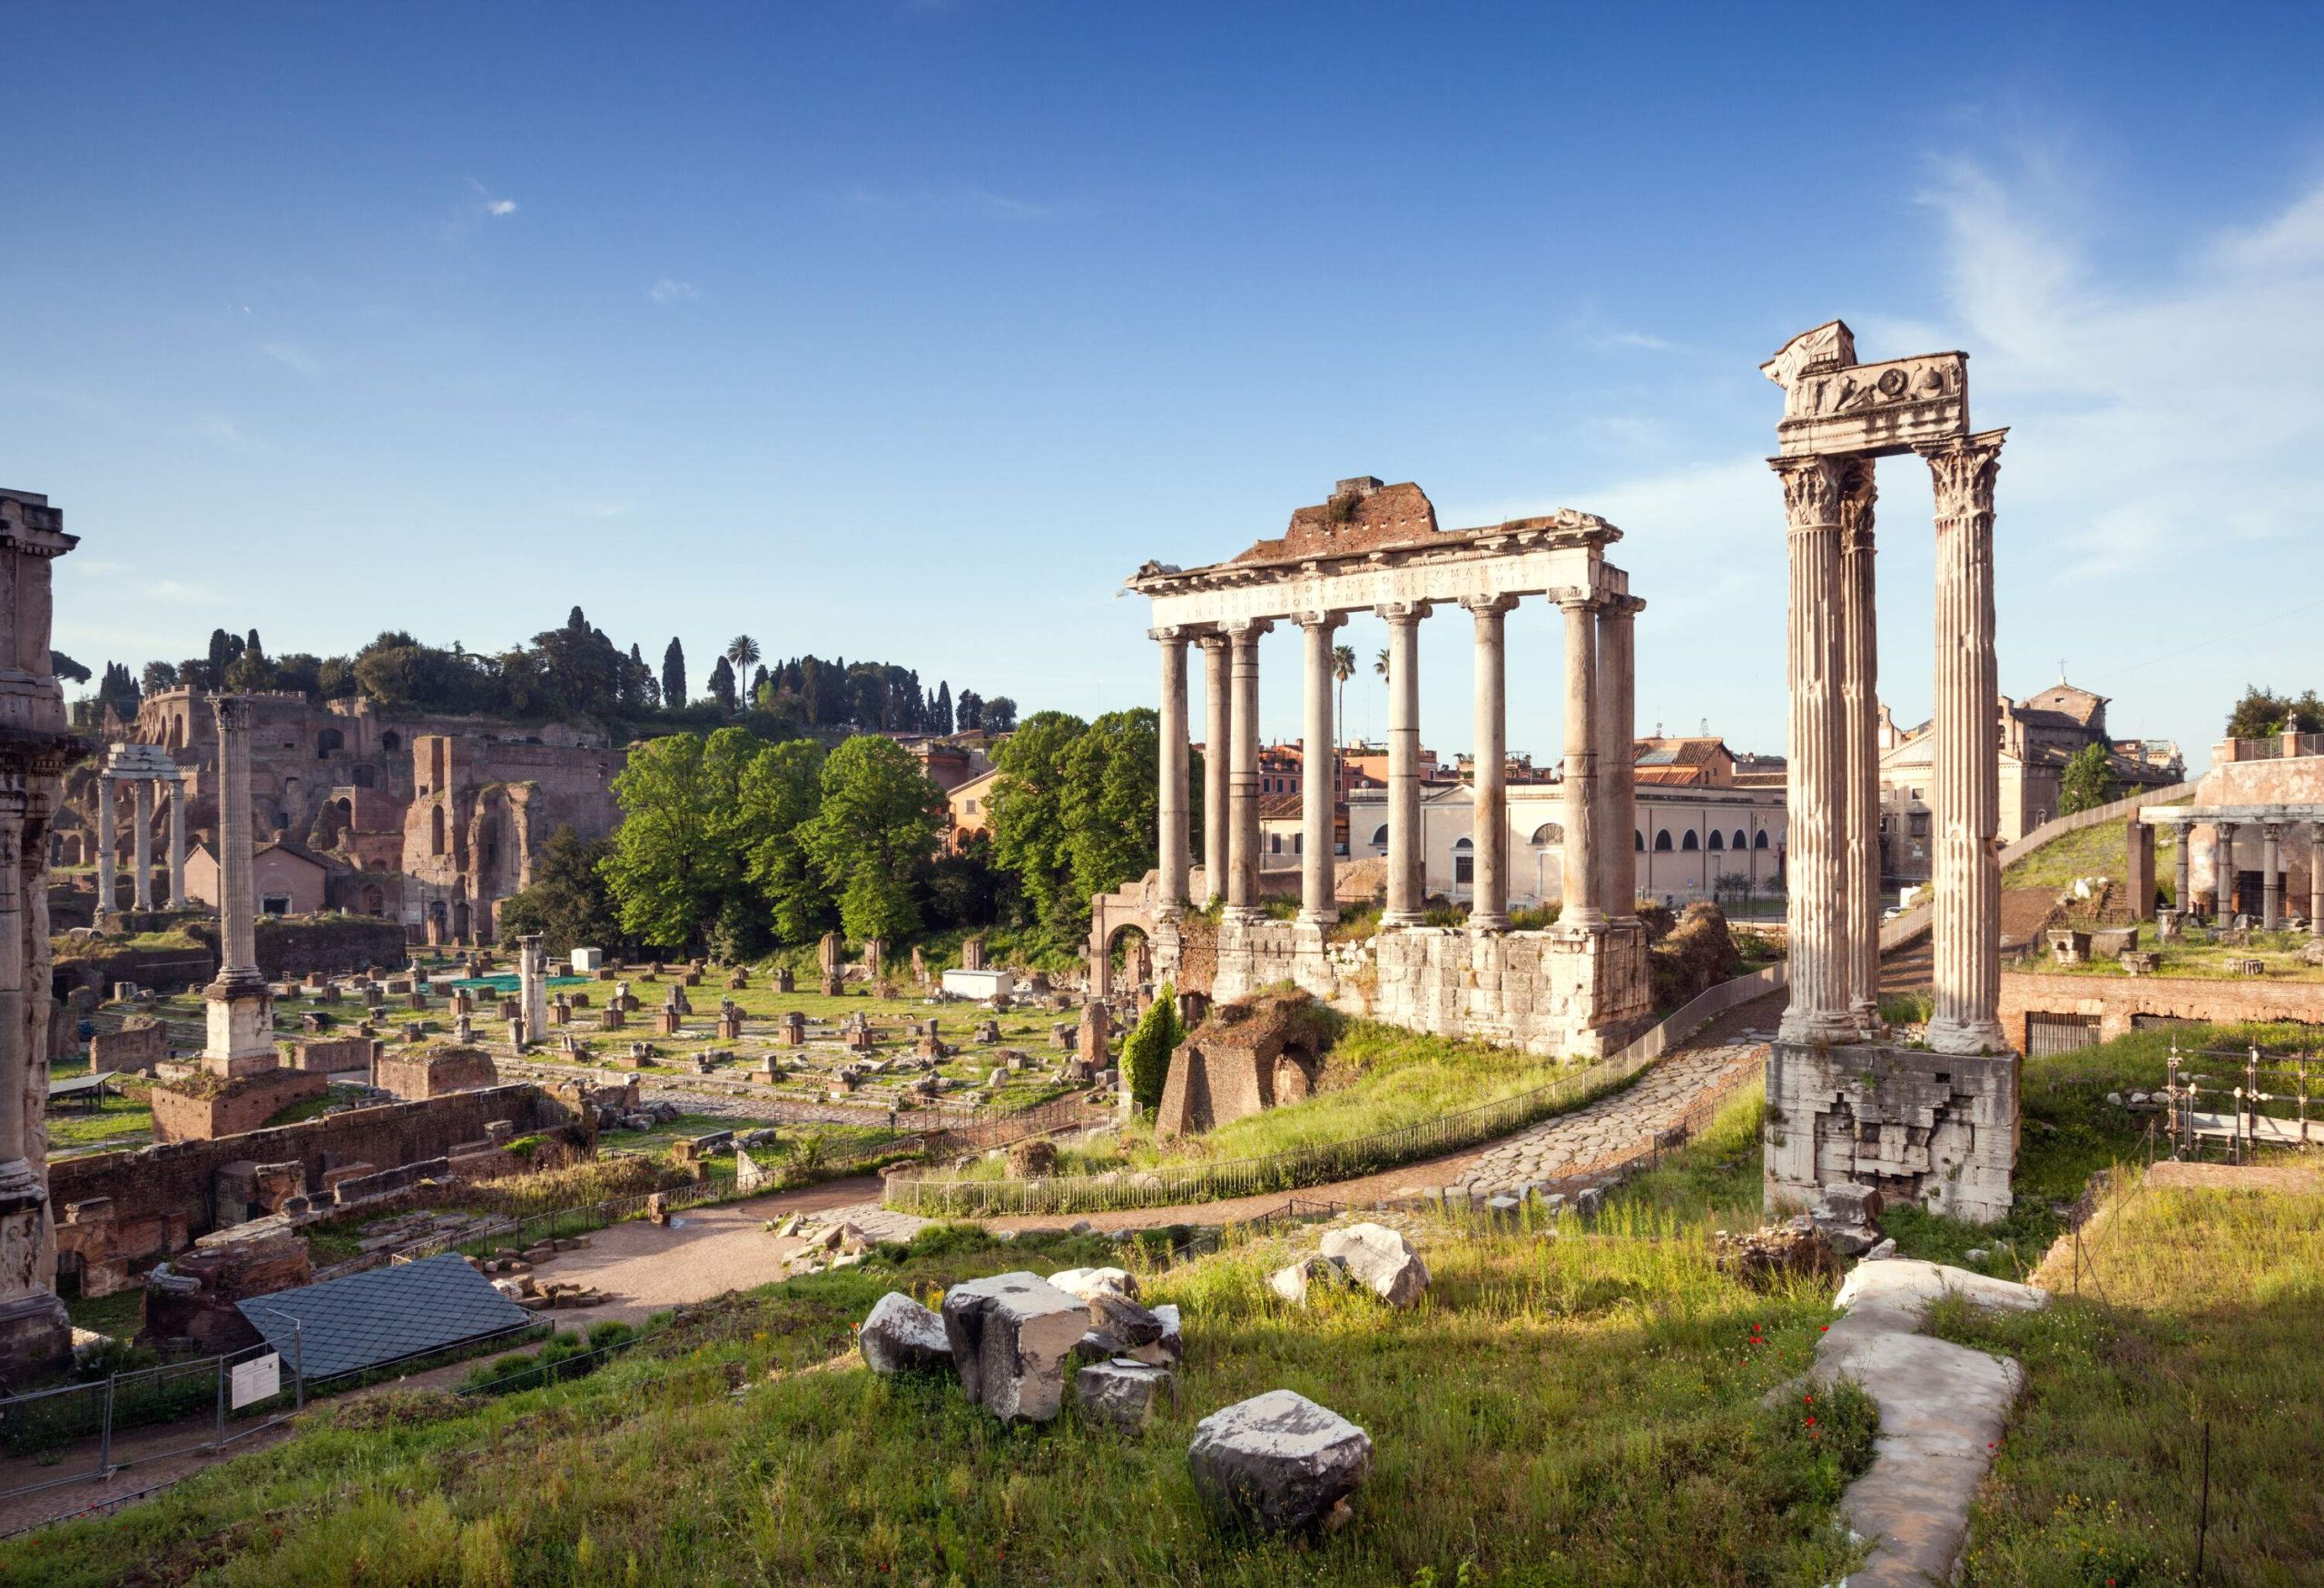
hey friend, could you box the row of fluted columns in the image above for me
[2169,817,2324,933]
[1153,592,1639,931]
[93,767,190,915]
[1777,433,2008,1055]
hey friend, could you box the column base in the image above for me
[1467,912,1509,933]
[1777,1008,1862,1047]
[1222,904,1266,926]
[1380,911,1428,928]
[1925,1016,2010,1057]
[0,1292,73,1382]
[1296,910,1336,929]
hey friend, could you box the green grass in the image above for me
[1931,1175,2324,1584]
[5,1211,1881,1587]
[2003,806,2183,895]
[1043,1015,1616,1177]
[2027,922,2324,983]
[61,1285,143,1339]
[42,1087,154,1151]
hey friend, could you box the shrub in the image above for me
[1118,982,1183,1114]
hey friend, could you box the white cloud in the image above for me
[468,179,517,217]
[647,279,701,303]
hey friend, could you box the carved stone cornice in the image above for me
[1769,455,1845,528]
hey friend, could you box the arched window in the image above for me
[1708,829,1725,851]
[429,806,447,856]
[1733,829,1748,851]
[1681,831,1699,852]
[1634,829,1645,852]
[316,727,343,760]
[1370,824,1389,848]
[1654,830,1673,852]
[1528,823,1563,845]
[1753,830,1770,850]
[1453,836,1473,885]
[380,730,401,754]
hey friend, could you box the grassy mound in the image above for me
[8,1205,1877,1586]
[2002,806,2183,896]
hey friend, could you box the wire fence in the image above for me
[2164,1041,2323,1160]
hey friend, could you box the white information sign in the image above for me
[230,1351,282,1410]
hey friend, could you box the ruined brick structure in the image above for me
[1156,991,1332,1138]
[373,1042,499,1100]
[71,688,621,944]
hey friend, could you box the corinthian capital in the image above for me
[211,694,255,734]
[1921,429,2006,519]
[1839,458,1877,550]
[1769,455,1844,527]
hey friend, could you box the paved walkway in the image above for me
[1447,1041,1765,1198]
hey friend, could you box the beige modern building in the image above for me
[1878,678,2182,883]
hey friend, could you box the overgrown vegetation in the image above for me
[8,1213,1878,1585]
[2003,805,2184,895]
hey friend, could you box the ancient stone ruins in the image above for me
[1121,477,1653,1058]
[1758,321,2019,1224]
[0,488,79,1377]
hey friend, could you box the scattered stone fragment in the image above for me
[1317,1223,1430,1309]
[940,1271,1089,1423]
[1048,1266,1139,1304]
[1076,1360,1175,1433]
[1187,1389,1372,1534]
[1267,1255,1351,1307]
[1714,1223,1841,1291]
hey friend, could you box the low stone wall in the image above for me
[1998,970,2324,1046]
[184,914,409,980]
[375,1044,499,1100]
[1162,915,1654,1059]
[51,944,216,999]
[281,1033,378,1074]
[150,1068,330,1143]
[90,1018,168,1074]
[52,1083,566,1246]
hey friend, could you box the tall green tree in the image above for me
[599,726,763,952]
[2058,741,2117,816]
[1060,707,1161,918]
[497,825,625,954]
[984,695,1018,732]
[797,735,944,943]
[986,710,1089,942]
[724,635,761,709]
[661,637,687,711]
[2225,685,2324,740]
[705,656,737,713]
[738,737,830,942]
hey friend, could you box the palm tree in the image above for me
[724,635,761,710]
[1373,646,1390,682]
[1331,643,1356,802]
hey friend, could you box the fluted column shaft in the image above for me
[1774,456,1856,1044]
[1225,620,1269,913]
[2261,823,2283,931]
[213,697,261,983]
[94,773,115,917]
[2214,821,2238,919]
[1922,432,2009,1055]
[0,797,26,1169]
[1560,596,1605,930]
[1199,636,1230,907]
[1153,628,1191,911]
[1837,460,1880,1022]
[1596,597,1640,919]
[2173,821,2192,915]
[2310,824,2322,938]
[1380,604,1428,924]
[1296,613,1343,925]
[167,780,188,908]
[1464,597,1516,930]
[132,778,153,911]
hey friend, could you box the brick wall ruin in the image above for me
[1998,970,2324,1047]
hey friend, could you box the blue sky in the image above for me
[5,3,2321,768]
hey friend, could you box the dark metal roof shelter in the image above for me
[237,1253,534,1380]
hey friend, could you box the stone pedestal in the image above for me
[1764,1040,2018,1225]
[2125,819,2157,922]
